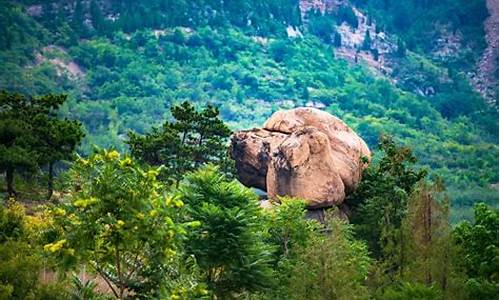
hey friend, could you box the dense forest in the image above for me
[0,0,498,299]
[1,0,498,220]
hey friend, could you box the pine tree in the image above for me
[178,165,274,298]
[333,31,342,47]
[347,135,427,262]
[127,101,232,186]
[0,92,84,198]
[90,0,105,34]
[400,180,467,298]
[396,38,407,57]
[71,0,86,37]
[33,113,84,200]
[372,48,379,61]
[362,29,372,50]
[0,92,78,197]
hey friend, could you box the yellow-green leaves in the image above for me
[106,150,120,160]
[120,157,133,167]
[44,239,67,253]
[73,197,98,209]
[47,149,189,298]
[53,208,66,216]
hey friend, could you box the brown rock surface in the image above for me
[266,127,346,208]
[230,128,287,191]
[230,107,370,208]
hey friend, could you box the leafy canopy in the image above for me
[45,149,189,299]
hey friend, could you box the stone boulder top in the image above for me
[264,108,370,160]
[230,107,370,208]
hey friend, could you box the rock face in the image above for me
[230,107,370,208]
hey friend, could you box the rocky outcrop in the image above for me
[230,107,370,208]
[230,129,287,191]
[473,0,499,104]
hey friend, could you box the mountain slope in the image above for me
[0,0,497,220]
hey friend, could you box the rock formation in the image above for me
[230,107,370,209]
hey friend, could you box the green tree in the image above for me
[45,149,189,299]
[177,165,274,298]
[265,198,317,260]
[371,48,379,61]
[0,202,42,299]
[362,29,371,50]
[337,5,359,28]
[0,92,83,199]
[171,28,186,44]
[308,13,335,43]
[255,198,319,299]
[127,101,232,186]
[399,180,467,299]
[31,95,84,200]
[333,31,342,47]
[284,211,371,300]
[0,201,68,300]
[90,0,105,34]
[0,92,65,197]
[71,0,86,37]
[396,38,406,57]
[382,282,442,300]
[268,39,293,62]
[347,135,426,271]
[453,203,499,300]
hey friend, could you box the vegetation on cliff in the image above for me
[1,0,497,220]
[0,0,498,298]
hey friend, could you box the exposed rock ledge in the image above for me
[230,107,370,209]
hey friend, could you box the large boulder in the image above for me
[230,128,287,191]
[230,107,370,208]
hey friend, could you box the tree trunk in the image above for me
[424,191,432,285]
[47,162,54,200]
[6,167,16,197]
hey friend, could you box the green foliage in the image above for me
[0,91,82,198]
[245,198,317,299]
[353,0,488,59]
[337,5,359,28]
[453,203,499,299]
[0,2,497,297]
[89,0,106,34]
[178,165,274,298]
[396,38,406,57]
[397,181,467,299]
[382,282,442,300]
[362,30,371,50]
[0,1,495,217]
[45,149,187,299]
[127,101,232,185]
[283,212,371,300]
[333,31,342,47]
[264,198,318,260]
[0,201,67,300]
[348,135,426,260]
[69,275,110,300]
[307,11,336,44]
[0,240,43,300]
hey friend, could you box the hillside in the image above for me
[0,0,498,221]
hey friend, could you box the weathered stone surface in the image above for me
[264,108,370,194]
[230,128,287,191]
[266,127,345,208]
[230,107,370,208]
